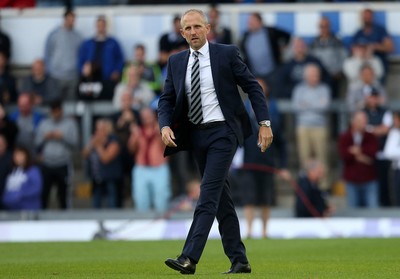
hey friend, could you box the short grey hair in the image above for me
[180,9,208,27]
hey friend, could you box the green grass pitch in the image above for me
[0,238,399,278]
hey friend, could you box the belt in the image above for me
[190,121,226,130]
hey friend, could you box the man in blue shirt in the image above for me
[352,9,393,79]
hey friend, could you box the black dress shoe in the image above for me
[223,262,251,274]
[165,255,196,275]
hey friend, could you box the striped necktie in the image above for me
[189,51,203,125]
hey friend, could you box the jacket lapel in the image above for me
[177,50,190,99]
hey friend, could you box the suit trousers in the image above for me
[182,123,248,264]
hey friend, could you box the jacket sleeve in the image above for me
[157,57,176,130]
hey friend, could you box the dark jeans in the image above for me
[377,159,391,206]
[92,179,120,209]
[41,164,69,209]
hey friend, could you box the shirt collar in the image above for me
[190,40,209,57]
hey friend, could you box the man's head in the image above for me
[140,107,156,127]
[360,63,375,84]
[304,159,325,183]
[292,37,308,60]
[361,8,374,28]
[304,64,321,87]
[127,64,141,86]
[180,9,210,51]
[134,44,146,63]
[208,5,220,28]
[318,17,331,38]
[364,88,380,109]
[32,59,46,80]
[63,9,75,30]
[120,90,133,110]
[173,15,182,33]
[49,99,63,121]
[96,15,107,37]
[351,110,368,132]
[17,93,33,116]
[248,12,263,32]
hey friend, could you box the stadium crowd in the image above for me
[0,4,399,229]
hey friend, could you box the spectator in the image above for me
[83,118,122,208]
[0,101,18,151]
[2,145,43,211]
[0,51,17,104]
[78,15,124,99]
[0,134,12,209]
[122,44,162,95]
[240,78,290,238]
[277,37,330,99]
[295,159,333,218]
[291,63,331,189]
[0,15,11,60]
[9,93,43,155]
[20,59,60,105]
[111,91,140,205]
[346,64,386,113]
[240,12,290,92]
[363,90,393,206]
[169,178,200,212]
[45,9,82,101]
[112,64,155,110]
[383,112,400,206]
[352,8,394,78]
[159,15,188,56]
[338,111,379,208]
[35,100,78,209]
[309,17,347,98]
[343,42,384,90]
[207,5,232,45]
[128,107,170,212]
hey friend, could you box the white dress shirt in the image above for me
[185,41,225,124]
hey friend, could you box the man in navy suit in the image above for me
[158,9,273,275]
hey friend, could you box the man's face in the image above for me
[180,12,210,51]
[361,67,375,84]
[319,18,330,37]
[362,10,374,27]
[96,19,107,36]
[64,13,75,29]
[32,60,45,77]
[208,9,219,27]
[248,14,262,32]
[51,108,63,121]
[18,95,32,115]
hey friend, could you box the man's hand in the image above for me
[258,126,273,153]
[161,126,177,148]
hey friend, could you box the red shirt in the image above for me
[338,129,379,183]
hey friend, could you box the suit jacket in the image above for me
[158,43,270,157]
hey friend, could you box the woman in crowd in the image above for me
[82,118,122,208]
[2,145,43,210]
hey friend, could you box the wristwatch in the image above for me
[259,120,271,127]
